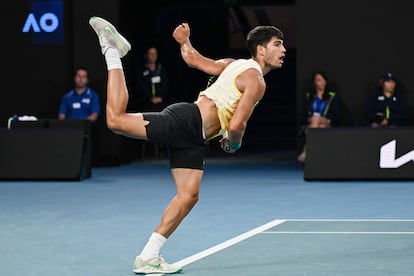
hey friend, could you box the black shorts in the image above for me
[143,102,208,170]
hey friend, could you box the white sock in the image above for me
[139,232,167,261]
[104,48,123,71]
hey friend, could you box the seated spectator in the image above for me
[58,67,100,122]
[368,72,406,128]
[298,71,340,162]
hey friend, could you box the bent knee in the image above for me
[106,115,123,134]
[179,193,199,209]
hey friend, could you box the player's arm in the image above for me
[173,23,234,76]
[221,69,266,153]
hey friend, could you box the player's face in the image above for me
[263,37,286,69]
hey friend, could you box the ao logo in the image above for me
[22,13,59,33]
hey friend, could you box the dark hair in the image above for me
[308,71,332,101]
[146,45,157,52]
[246,26,284,57]
[74,67,89,79]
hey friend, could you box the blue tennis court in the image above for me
[179,219,414,275]
[1,158,413,276]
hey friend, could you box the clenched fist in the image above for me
[173,23,190,44]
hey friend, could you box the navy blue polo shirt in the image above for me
[58,88,100,119]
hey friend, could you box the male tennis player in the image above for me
[89,16,286,274]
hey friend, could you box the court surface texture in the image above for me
[1,155,413,276]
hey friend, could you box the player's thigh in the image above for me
[171,168,203,197]
[112,113,149,139]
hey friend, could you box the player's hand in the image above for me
[220,137,240,154]
[173,23,190,44]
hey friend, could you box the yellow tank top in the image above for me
[198,58,262,140]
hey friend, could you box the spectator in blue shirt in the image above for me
[298,71,340,162]
[301,71,340,128]
[58,67,100,122]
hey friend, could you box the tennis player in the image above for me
[89,16,286,274]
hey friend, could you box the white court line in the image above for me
[262,231,414,235]
[279,219,414,222]
[169,219,414,274]
[260,219,414,235]
[173,219,286,268]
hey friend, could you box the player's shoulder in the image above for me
[240,65,264,80]
[218,58,237,68]
[232,58,262,72]
[238,67,266,94]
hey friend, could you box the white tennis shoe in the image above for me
[89,16,131,58]
[133,255,182,274]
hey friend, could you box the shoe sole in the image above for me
[133,268,182,274]
[89,16,131,57]
[133,264,182,274]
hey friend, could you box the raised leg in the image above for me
[89,16,149,139]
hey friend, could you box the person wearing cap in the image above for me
[368,72,407,128]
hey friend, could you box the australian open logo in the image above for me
[22,0,64,44]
